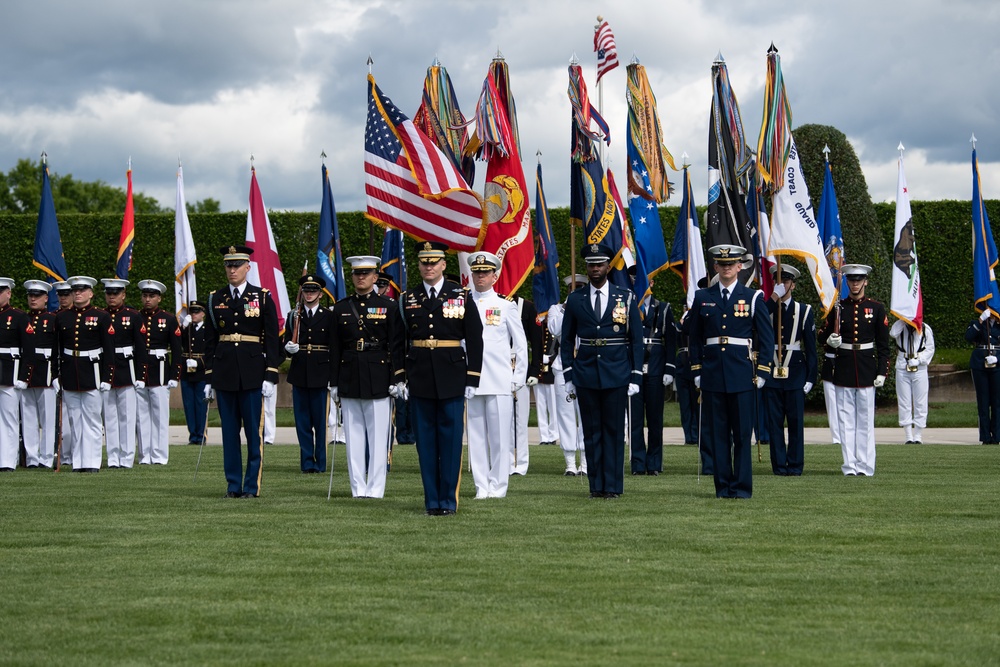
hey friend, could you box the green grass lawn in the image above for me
[172,400,984,430]
[1,443,998,665]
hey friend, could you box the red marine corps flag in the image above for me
[246,162,291,333]
[465,55,534,296]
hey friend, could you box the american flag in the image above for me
[594,18,619,84]
[364,74,485,253]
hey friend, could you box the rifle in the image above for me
[291,261,308,344]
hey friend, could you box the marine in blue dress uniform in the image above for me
[688,245,774,498]
[283,274,335,474]
[203,246,281,498]
[762,265,817,476]
[560,243,644,498]
[21,280,59,468]
[399,241,483,515]
[966,309,1000,444]
[101,278,146,468]
[0,277,30,471]
[629,292,676,475]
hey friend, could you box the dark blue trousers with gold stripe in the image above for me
[411,396,464,512]
[216,389,263,496]
[293,386,327,473]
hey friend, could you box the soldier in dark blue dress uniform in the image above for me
[762,265,817,476]
[966,309,1000,444]
[180,301,209,444]
[398,241,483,516]
[688,246,774,498]
[629,292,676,475]
[283,274,335,474]
[203,246,281,498]
[560,243,644,499]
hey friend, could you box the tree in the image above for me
[187,198,221,214]
[794,124,891,305]
[0,158,166,215]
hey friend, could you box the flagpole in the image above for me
[366,55,376,256]
[595,16,604,169]
[569,52,579,291]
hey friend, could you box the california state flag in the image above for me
[890,154,923,330]
[246,166,291,333]
[767,137,837,316]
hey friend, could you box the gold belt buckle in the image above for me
[773,367,789,379]
[719,336,729,344]
[356,339,364,352]
[593,338,606,347]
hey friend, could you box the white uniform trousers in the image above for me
[553,369,586,473]
[341,397,391,498]
[0,386,20,469]
[823,380,842,446]
[103,386,137,467]
[836,385,876,476]
[21,387,57,468]
[534,382,558,443]
[59,398,71,465]
[468,393,513,498]
[64,390,104,469]
[136,386,170,465]
[896,367,929,433]
[510,384,530,474]
[263,389,277,444]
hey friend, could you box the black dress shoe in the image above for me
[426,508,442,516]
[631,471,644,476]
[589,492,604,499]
[225,491,241,498]
[564,469,577,476]
[605,492,620,499]
[439,509,456,516]
[241,492,258,498]
[647,470,659,476]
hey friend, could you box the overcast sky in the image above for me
[2,0,999,215]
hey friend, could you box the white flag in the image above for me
[173,166,197,320]
[768,137,837,315]
[890,155,922,329]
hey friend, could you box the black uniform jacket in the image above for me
[204,284,281,392]
[400,280,483,400]
[330,292,405,399]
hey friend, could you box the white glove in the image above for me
[511,382,524,393]
[284,341,300,355]
[773,283,787,299]
[330,386,339,403]
[204,384,215,402]
[564,381,576,400]
[262,380,275,398]
[987,355,998,366]
[99,382,111,392]
[51,378,60,393]
[181,314,192,327]
[982,309,992,322]
[627,383,640,397]
[526,376,538,387]
[755,376,766,389]
[542,354,551,364]
[873,375,886,388]
[464,386,476,400]
[906,360,919,371]
[167,380,178,390]
[186,359,198,369]
[13,380,27,391]
[662,374,674,387]
[694,376,701,390]
[134,380,146,390]
[803,381,814,394]
[827,333,842,349]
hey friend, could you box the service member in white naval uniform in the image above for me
[467,252,527,498]
[547,274,587,476]
[890,319,935,444]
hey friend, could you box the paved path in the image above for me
[169,426,987,447]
